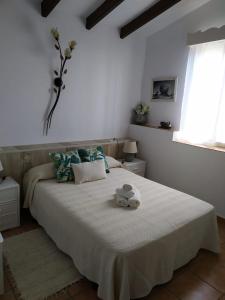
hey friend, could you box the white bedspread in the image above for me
[30,168,219,300]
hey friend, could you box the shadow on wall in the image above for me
[25,0,41,14]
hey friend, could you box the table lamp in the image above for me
[123,141,137,162]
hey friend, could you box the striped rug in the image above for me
[4,229,82,300]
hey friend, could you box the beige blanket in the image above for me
[23,157,121,208]
[23,163,55,208]
[29,168,220,300]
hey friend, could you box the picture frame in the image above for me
[151,77,177,102]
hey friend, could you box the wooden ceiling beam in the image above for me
[41,0,62,17]
[120,0,182,39]
[86,0,125,30]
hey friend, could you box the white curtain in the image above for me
[179,39,225,146]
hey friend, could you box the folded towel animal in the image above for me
[122,184,135,192]
[115,194,140,209]
[115,185,141,209]
[128,198,140,209]
[116,188,135,199]
[115,194,129,207]
[116,187,141,201]
[129,189,141,201]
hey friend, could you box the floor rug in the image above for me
[4,228,82,300]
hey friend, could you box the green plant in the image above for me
[134,103,150,115]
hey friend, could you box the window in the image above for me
[178,40,225,147]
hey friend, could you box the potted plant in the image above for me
[133,103,150,125]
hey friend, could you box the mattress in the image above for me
[30,167,219,300]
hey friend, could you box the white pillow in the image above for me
[72,160,107,184]
[106,156,121,169]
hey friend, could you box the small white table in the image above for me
[0,232,3,295]
[0,177,20,231]
[119,158,146,177]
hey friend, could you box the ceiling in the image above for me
[55,0,212,38]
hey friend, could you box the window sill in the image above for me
[130,124,225,154]
[173,138,225,154]
[131,123,174,131]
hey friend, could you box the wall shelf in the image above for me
[131,124,174,132]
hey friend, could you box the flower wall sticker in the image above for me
[45,28,77,135]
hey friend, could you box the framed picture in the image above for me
[152,77,177,102]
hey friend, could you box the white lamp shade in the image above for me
[123,141,137,154]
[0,160,3,172]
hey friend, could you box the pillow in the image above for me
[23,162,56,208]
[72,160,107,184]
[78,146,110,173]
[49,150,81,182]
[106,156,122,169]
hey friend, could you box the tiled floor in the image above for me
[1,215,225,300]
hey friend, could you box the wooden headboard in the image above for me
[0,138,128,185]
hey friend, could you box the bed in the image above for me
[28,166,219,300]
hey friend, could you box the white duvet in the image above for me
[30,168,219,300]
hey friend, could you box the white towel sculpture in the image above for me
[122,183,135,192]
[115,185,141,209]
[115,194,130,207]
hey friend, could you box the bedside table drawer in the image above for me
[0,200,17,215]
[0,188,18,203]
[120,159,147,178]
[0,214,19,231]
[0,233,3,294]
[0,178,20,231]
[128,164,145,171]
[129,168,145,176]
[128,167,141,173]
[128,165,145,173]
[133,170,145,177]
[128,163,145,170]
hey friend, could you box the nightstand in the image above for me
[0,233,3,294]
[119,158,146,177]
[0,177,20,231]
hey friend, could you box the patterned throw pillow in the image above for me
[49,150,81,182]
[78,146,110,173]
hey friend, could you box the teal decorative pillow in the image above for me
[49,150,81,182]
[78,146,110,173]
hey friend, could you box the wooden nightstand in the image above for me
[119,158,146,177]
[0,177,20,231]
[0,233,3,294]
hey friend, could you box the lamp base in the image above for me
[124,153,135,162]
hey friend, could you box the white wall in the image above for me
[0,0,145,147]
[129,125,225,218]
[129,0,225,217]
[141,0,225,130]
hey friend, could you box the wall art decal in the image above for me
[45,28,77,135]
